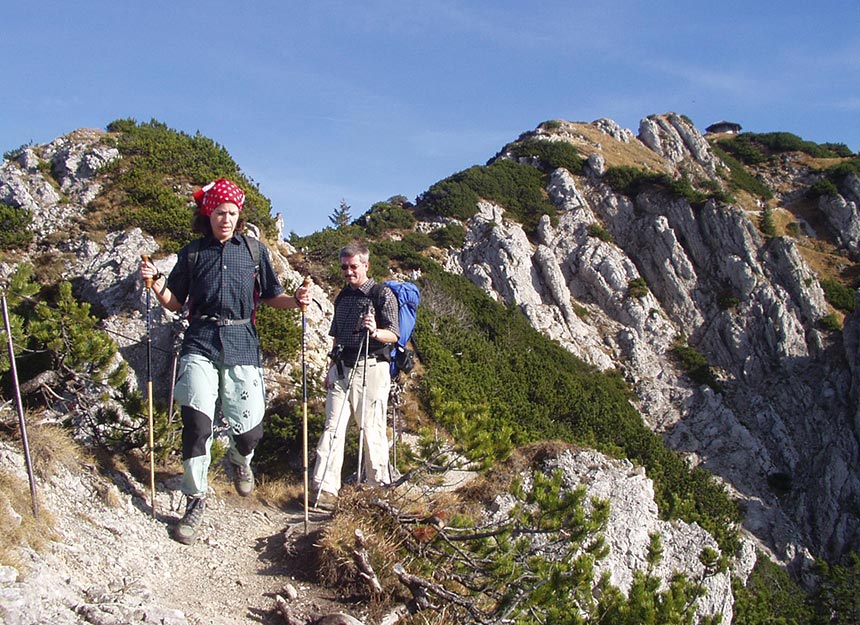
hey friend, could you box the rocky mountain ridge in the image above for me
[435,114,860,569]
[1,112,859,622]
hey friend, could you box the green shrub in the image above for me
[361,201,416,236]
[99,118,277,251]
[416,270,740,553]
[710,144,774,200]
[820,143,855,158]
[587,223,614,243]
[419,159,557,234]
[604,167,708,206]
[717,136,767,165]
[0,204,33,250]
[808,178,840,199]
[754,132,830,156]
[419,177,480,220]
[429,223,467,248]
[255,302,302,363]
[819,313,842,331]
[811,551,860,623]
[760,207,777,237]
[603,166,643,196]
[718,132,852,164]
[718,292,741,310]
[369,239,436,277]
[819,159,860,192]
[670,340,722,392]
[508,137,584,174]
[628,277,649,299]
[820,279,856,313]
[256,393,326,475]
[400,230,434,251]
[732,555,812,625]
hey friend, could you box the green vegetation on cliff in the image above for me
[94,118,277,252]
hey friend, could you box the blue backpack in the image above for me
[383,280,420,378]
[337,279,421,378]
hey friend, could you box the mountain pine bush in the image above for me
[414,268,740,554]
[97,118,277,252]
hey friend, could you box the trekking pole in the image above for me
[391,386,398,474]
[141,255,157,518]
[313,348,363,508]
[167,344,179,424]
[300,276,311,533]
[2,292,38,517]
[355,327,370,485]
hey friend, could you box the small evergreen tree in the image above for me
[329,198,352,229]
[760,207,777,237]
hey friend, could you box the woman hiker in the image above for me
[140,178,311,545]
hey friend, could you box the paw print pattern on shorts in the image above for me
[240,390,249,400]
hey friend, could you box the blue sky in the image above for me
[3,1,859,236]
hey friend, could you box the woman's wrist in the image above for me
[153,274,168,295]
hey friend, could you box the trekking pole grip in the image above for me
[141,254,153,289]
[300,276,312,312]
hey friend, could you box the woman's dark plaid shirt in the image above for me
[166,235,284,366]
[329,279,399,355]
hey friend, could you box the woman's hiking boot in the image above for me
[231,462,254,497]
[175,496,206,545]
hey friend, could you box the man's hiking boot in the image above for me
[175,497,206,545]
[312,490,338,512]
[232,462,254,497]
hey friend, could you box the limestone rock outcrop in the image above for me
[438,113,860,571]
[4,113,860,621]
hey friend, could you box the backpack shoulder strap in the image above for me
[244,234,261,267]
[186,238,202,276]
[239,234,264,294]
[184,238,203,316]
[369,282,387,309]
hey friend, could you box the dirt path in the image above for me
[152,496,339,625]
[0,442,368,625]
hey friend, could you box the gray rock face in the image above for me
[4,117,860,620]
[638,112,720,176]
[0,129,119,239]
[437,114,860,571]
[819,173,860,252]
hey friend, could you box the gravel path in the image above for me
[0,443,357,625]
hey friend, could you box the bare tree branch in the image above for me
[352,529,383,594]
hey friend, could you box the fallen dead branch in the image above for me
[274,584,367,625]
[352,528,383,594]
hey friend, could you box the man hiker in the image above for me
[311,242,399,510]
[139,178,311,544]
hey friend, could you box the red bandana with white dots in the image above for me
[193,178,245,216]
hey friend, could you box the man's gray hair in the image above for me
[339,242,369,263]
